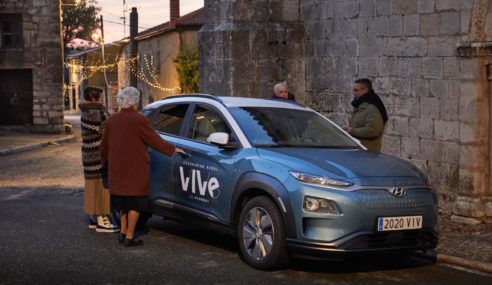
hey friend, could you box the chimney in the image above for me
[170,0,180,25]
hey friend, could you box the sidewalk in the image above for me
[0,129,490,274]
[0,129,75,156]
[434,214,492,274]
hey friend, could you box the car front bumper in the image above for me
[286,229,438,260]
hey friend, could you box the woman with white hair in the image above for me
[100,86,185,247]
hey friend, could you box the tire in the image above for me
[237,196,289,270]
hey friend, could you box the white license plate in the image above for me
[377,215,423,231]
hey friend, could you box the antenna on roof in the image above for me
[121,0,128,38]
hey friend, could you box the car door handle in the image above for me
[177,151,191,159]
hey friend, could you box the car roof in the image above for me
[144,94,308,111]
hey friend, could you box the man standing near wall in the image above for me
[344,78,388,152]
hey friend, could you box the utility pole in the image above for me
[129,7,138,86]
[100,14,109,107]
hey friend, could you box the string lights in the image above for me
[65,53,181,94]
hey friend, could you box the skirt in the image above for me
[111,195,148,212]
[84,178,111,215]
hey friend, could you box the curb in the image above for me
[414,250,492,275]
[0,135,76,156]
[437,254,492,275]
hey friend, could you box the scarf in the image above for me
[351,90,388,123]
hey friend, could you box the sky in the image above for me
[97,0,204,43]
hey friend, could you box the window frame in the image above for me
[183,103,239,146]
[0,14,23,49]
[148,103,192,137]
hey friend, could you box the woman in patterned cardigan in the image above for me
[79,86,119,232]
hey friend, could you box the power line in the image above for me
[103,19,150,30]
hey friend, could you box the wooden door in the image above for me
[0,69,33,125]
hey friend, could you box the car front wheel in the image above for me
[237,196,289,270]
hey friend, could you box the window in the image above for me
[151,104,189,135]
[229,107,360,148]
[187,105,230,143]
[0,14,22,49]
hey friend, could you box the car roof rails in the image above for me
[161,93,223,104]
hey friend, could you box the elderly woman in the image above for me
[100,86,184,247]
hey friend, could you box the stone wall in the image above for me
[301,0,492,224]
[199,0,305,100]
[200,0,492,223]
[0,0,64,133]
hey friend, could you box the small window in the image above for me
[151,104,189,135]
[187,105,230,143]
[0,14,22,49]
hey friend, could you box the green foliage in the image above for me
[62,0,101,48]
[174,47,199,93]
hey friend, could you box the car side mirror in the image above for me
[207,132,238,149]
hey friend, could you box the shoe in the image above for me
[88,216,97,229]
[124,238,143,247]
[118,233,126,243]
[96,215,120,233]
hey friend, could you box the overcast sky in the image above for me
[98,0,204,43]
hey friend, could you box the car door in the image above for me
[173,103,241,223]
[147,103,191,203]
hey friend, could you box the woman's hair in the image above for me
[117,86,141,108]
[83,86,103,102]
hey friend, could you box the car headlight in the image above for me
[290,171,353,188]
[303,196,341,214]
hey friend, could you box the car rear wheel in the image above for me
[237,196,289,270]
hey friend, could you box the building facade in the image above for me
[118,2,203,106]
[199,0,492,224]
[0,0,64,133]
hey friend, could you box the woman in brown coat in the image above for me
[100,86,184,247]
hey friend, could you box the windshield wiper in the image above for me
[254,144,284,148]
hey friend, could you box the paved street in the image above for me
[0,141,491,284]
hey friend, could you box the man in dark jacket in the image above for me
[345,78,388,152]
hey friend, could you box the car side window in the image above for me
[151,104,189,136]
[187,105,230,143]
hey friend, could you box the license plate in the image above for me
[377,215,422,231]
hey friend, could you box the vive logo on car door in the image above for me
[179,166,220,202]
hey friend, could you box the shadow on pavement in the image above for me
[145,215,435,274]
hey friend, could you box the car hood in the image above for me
[256,148,426,186]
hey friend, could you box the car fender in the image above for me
[231,172,297,239]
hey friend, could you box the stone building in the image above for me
[199,0,492,224]
[0,0,64,133]
[118,1,203,106]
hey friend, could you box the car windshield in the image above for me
[229,107,360,148]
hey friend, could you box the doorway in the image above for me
[0,69,33,125]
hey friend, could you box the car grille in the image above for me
[341,230,438,250]
[356,188,436,216]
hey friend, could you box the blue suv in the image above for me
[142,94,438,270]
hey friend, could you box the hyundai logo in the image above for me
[390,187,407,197]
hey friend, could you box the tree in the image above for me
[62,0,101,50]
[174,47,199,93]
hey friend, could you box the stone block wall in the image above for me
[200,0,492,223]
[301,0,491,223]
[0,0,64,133]
[199,0,305,100]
